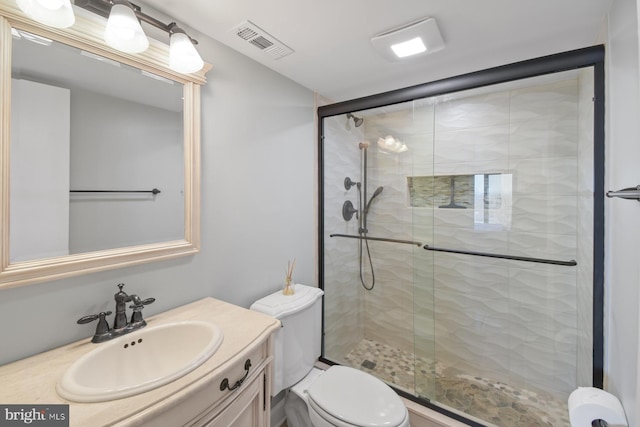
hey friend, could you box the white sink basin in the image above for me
[57,320,223,402]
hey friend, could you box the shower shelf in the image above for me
[423,245,577,266]
[329,233,422,247]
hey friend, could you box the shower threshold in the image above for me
[342,339,570,427]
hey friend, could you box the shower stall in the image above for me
[318,47,604,427]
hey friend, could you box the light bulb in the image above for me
[169,31,204,74]
[391,37,427,58]
[17,0,75,28]
[36,0,63,10]
[104,2,149,54]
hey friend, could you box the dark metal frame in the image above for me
[317,45,606,423]
[70,188,161,194]
[329,233,578,266]
[423,245,577,266]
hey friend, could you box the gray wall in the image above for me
[69,88,184,253]
[0,27,315,365]
[605,0,640,425]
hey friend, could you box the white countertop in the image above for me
[0,297,280,426]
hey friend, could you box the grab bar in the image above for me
[330,233,423,247]
[606,185,640,201]
[70,188,161,195]
[423,245,577,266]
[330,234,577,265]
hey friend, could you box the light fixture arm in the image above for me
[167,22,198,46]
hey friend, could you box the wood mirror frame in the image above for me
[0,2,209,289]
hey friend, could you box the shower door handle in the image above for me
[606,185,640,201]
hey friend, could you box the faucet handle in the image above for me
[129,297,155,309]
[129,297,155,326]
[77,311,112,325]
[77,311,112,342]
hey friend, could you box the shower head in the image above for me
[364,186,384,213]
[347,113,364,127]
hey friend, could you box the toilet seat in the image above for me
[306,365,409,427]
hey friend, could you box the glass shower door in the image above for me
[410,68,595,427]
[319,56,600,427]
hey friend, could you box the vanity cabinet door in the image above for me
[202,370,266,427]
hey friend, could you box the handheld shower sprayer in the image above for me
[364,186,384,214]
[358,184,383,292]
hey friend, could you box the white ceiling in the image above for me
[140,0,612,103]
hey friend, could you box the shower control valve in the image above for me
[342,200,358,222]
[344,177,359,190]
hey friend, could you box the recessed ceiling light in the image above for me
[371,17,444,62]
[391,37,427,58]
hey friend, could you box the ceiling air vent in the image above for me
[232,20,294,60]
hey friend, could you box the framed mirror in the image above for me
[0,3,209,289]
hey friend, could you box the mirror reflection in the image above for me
[10,30,185,263]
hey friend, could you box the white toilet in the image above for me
[250,284,410,427]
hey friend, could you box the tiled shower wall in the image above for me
[322,117,365,360]
[323,70,594,400]
[576,68,594,387]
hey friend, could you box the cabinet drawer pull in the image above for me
[220,359,252,391]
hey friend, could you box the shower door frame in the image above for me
[317,45,605,421]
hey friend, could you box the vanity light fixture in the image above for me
[16,0,75,28]
[17,0,205,74]
[370,17,444,62]
[97,0,203,72]
[104,0,148,53]
[168,23,204,74]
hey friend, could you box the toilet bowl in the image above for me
[285,367,409,427]
[310,366,409,427]
[250,285,410,427]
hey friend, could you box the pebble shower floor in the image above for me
[343,339,570,427]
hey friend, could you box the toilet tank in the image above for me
[250,284,324,395]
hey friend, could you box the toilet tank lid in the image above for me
[250,284,324,319]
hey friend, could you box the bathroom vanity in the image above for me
[0,298,280,426]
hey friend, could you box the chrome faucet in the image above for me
[77,283,155,343]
